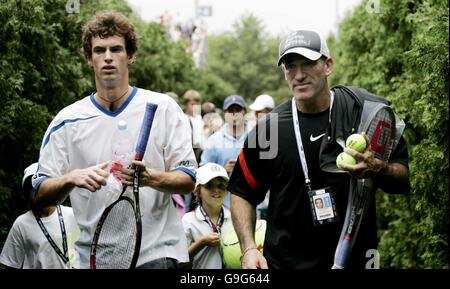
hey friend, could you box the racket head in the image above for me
[90,196,140,269]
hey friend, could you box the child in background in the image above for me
[182,163,231,269]
[0,163,80,269]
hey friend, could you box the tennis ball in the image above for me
[221,219,266,269]
[345,133,367,153]
[336,152,356,168]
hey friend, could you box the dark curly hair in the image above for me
[82,11,138,60]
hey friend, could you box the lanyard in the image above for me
[200,205,226,268]
[34,206,69,264]
[291,92,334,191]
[199,205,224,235]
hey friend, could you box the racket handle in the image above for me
[333,236,352,269]
[135,103,158,160]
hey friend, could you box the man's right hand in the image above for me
[69,162,109,192]
[35,161,111,207]
[241,248,268,269]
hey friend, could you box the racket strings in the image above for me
[95,199,138,269]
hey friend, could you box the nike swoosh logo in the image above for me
[310,133,326,142]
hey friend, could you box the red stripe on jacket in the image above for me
[238,149,259,191]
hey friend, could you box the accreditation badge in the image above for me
[308,186,339,226]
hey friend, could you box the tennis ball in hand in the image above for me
[336,152,357,168]
[345,133,367,153]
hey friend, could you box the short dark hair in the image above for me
[82,11,138,60]
[201,102,216,117]
[183,90,202,104]
[21,175,34,205]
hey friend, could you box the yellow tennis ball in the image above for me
[221,219,266,269]
[346,133,367,153]
[336,152,356,168]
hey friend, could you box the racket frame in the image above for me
[333,104,396,269]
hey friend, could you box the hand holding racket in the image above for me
[332,103,396,269]
[90,103,158,269]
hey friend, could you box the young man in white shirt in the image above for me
[32,11,196,269]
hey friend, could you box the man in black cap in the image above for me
[228,30,410,269]
[200,95,250,208]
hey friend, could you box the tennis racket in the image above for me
[90,102,158,269]
[332,103,396,269]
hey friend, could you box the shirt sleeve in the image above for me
[227,125,271,207]
[32,112,71,193]
[163,101,198,181]
[388,135,409,167]
[374,133,409,194]
[0,220,26,268]
[181,215,194,246]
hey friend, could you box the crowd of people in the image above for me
[170,88,275,217]
[159,10,208,68]
[0,11,409,269]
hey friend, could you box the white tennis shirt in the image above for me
[33,87,197,268]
